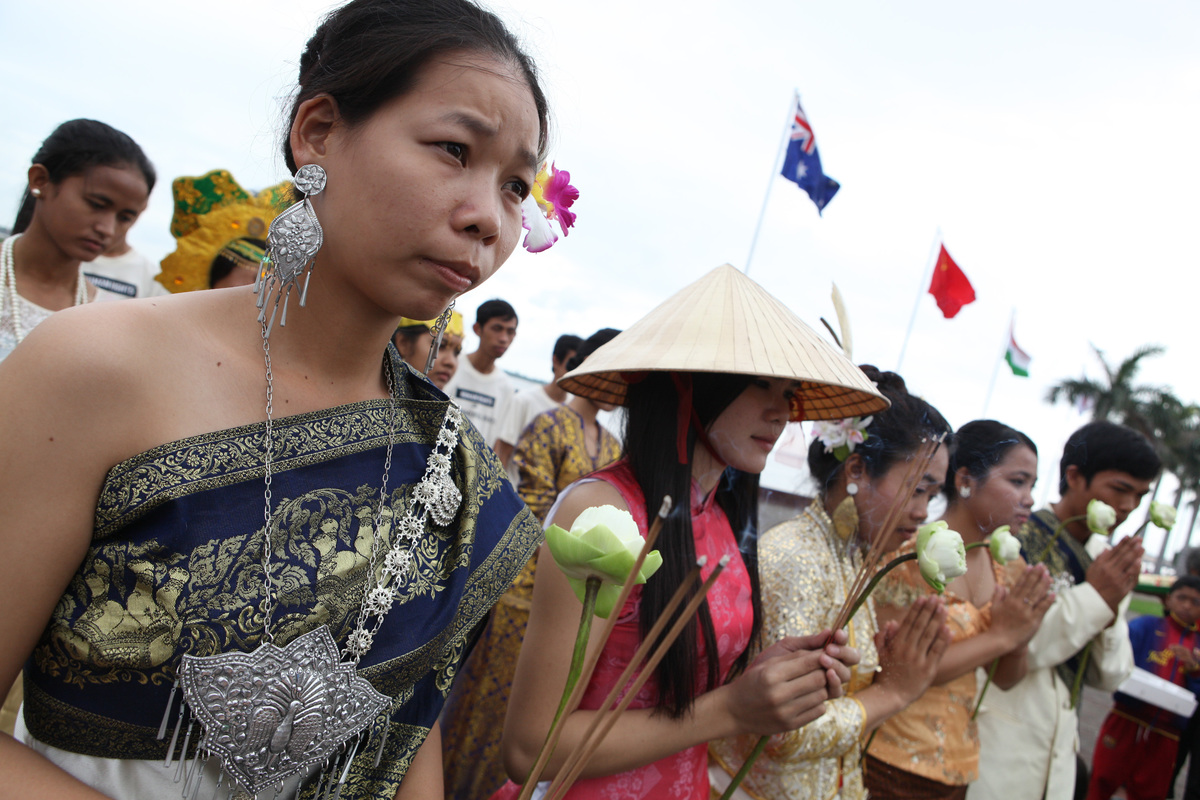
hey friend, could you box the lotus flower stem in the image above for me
[1070,642,1093,709]
[560,576,602,721]
[971,658,1000,721]
[1036,514,1088,563]
[719,735,769,800]
[547,555,729,800]
[544,558,703,799]
[516,497,672,800]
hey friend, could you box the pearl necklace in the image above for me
[0,233,91,344]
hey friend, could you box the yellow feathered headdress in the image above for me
[157,169,291,293]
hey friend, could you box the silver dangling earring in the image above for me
[423,301,456,375]
[959,486,971,498]
[846,482,859,496]
[424,300,461,526]
[256,163,326,335]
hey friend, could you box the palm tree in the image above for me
[1045,344,1172,439]
[1047,345,1196,571]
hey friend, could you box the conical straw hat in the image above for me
[559,264,888,421]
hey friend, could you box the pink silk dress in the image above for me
[492,460,754,800]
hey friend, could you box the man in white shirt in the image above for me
[493,333,582,485]
[971,421,1159,800]
[85,232,169,298]
[444,299,518,447]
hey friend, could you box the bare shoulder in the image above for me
[545,479,629,531]
[0,291,243,463]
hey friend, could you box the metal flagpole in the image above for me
[981,310,1015,416]
[895,229,942,373]
[744,92,798,276]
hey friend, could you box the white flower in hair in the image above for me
[811,416,873,462]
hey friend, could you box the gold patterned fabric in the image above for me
[440,405,621,800]
[514,405,622,521]
[22,351,541,799]
[710,503,879,800]
[869,542,1021,786]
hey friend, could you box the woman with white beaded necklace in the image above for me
[0,119,153,361]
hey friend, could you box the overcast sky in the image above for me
[2,0,1198,559]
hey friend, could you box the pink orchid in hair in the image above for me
[521,162,579,253]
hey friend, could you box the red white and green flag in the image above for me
[1005,323,1031,377]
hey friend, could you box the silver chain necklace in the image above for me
[1,233,90,344]
[160,322,464,800]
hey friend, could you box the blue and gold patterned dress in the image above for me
[18,352,541,799]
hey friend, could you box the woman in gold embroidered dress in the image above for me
[0,2,553,799]
[440,328,622,799]
[709,367,955,800]
[863,420,1054,800]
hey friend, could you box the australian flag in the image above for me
[780,92,840,214]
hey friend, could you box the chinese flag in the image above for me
[927,244,975,318]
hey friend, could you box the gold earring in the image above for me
[833,495,859,541]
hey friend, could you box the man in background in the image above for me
[972,421,1160,800]
[444,299,518,447]
[493,333,581,484]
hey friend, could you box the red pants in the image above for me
[1088,711,1180,800]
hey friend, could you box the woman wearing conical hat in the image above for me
[494,265,893,800]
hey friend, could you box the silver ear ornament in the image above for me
[256,164,326,335]
[423,301,457,375]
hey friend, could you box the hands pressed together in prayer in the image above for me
[990,565,1055,650]
[872,596,951,708]
[725,629,861,736]
[1087,536,1144,614]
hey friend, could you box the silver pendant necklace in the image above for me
[161,325,464,800]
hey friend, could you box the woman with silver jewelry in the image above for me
[0,118,154,361]
[0,1,550,799]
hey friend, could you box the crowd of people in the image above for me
[0,1,1195,800]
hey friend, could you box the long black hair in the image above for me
[623,371,763,718]
[12,119,155,233]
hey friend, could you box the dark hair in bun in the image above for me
[564,328,620,372]
[944,419,1037,501]
[808,365,952,495]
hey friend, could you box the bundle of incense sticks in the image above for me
[717,434,947,800]
[828,435,945,634]
[516,496,673,800]
[545,554,730,800]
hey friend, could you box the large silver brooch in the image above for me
[177,626,391,797]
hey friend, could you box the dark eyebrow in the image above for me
[442,111,539,172]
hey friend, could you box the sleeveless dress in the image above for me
[492,460,754,800]
[441,404,623,799]
[18,352,542,800]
